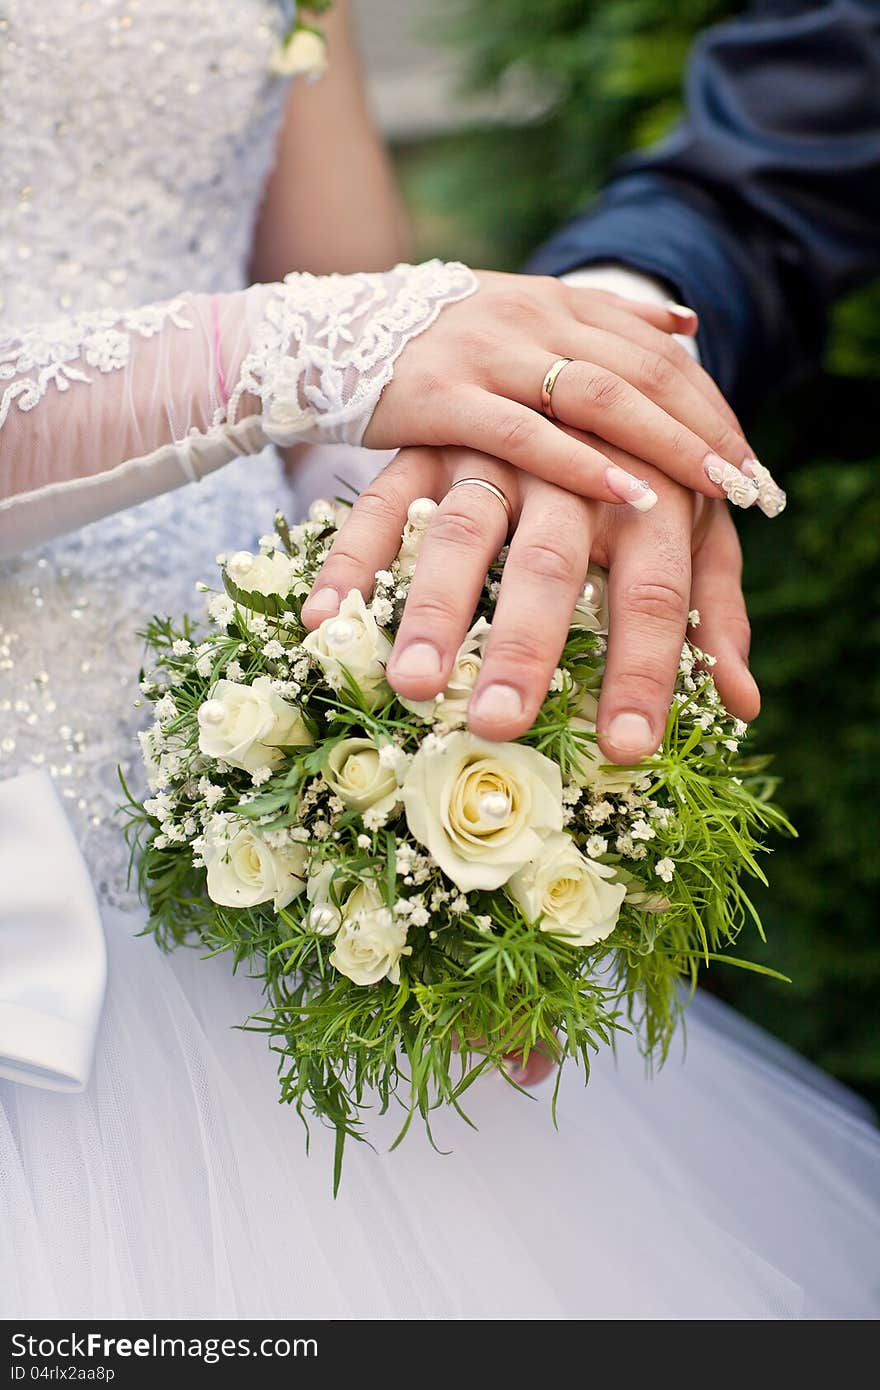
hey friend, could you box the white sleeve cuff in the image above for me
[0,770,107,1091]
[560,263,701,364]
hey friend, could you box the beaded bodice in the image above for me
[0,0,295,901]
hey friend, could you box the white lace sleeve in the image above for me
[0,261,477,558]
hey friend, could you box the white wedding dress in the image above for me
[1,0,879,1321]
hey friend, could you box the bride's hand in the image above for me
[363,273,783,514]
[302,444,759,762]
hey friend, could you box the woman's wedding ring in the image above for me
[448,477,513,536]
[540,357,574,420]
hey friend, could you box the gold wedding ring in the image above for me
[448,477,513,537]
[540,357,574,420]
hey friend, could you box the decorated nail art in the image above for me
[744,460,787,517]
[704,455,761,509]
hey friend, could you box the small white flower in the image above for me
[374,570,394,589]
[630,818,656,841]
[262,639,286,660]
[207,594,235,628]
[356,833,372,850]
[475,915,493,933]
[688,609,701,627]
[586,834,608,858]
[225,659,244,682]
[588,799,614,824]
[154,694,178,725]
[251,766,273,786]
[655,858,676,883]
[196,654,214,679]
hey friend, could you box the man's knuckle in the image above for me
[405,592,460,628]
[429,506,487,549]
[356,486,406,527]
[485,635,546,676]
[622,578,687,626]
[515,538,574,584]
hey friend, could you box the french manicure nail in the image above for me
[303,587,340,622]
[668,303,697,322]
[605,711,654,756]
[391,641,442,681]
[470,683,523,724]
[605,465,658,513]
[743,459,787,517]
[704,453,760,509]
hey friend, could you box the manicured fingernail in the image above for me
[505,1063,527,1084]
[704,453,760,509]
[605,711,654,756]
[470,683,523,724]
[391,641,442,681]
[668,303,697,323]
[743,459,787,517]
[605,465,658,512]
[303,587,340,622]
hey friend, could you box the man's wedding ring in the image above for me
[540,357,574,420]
[448,477,513,536]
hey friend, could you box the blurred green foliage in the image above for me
[395,0,880,1105]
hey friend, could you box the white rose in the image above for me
[197,675,313,773]
[329,882,411,986]
[568,719,642,795]
[571,564,610,635]
[269,26,329,80]
[204,821,307,911]
[302,588,392,704]
[401,731,563,892]
[323,738,400,816]
[400,617,490,726]
[225,549,296,598]
[507,831,625,947]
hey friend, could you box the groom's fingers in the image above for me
[689,502,761,722]
[387,455,517,701]
[597,475,692,763]
[468,481,592,741]
[301,449,438,629]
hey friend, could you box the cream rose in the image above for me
[571,564,610,635]
[323,738,400,816]
[568,719,642,795]
[329,882,411,986]
[197,676,313,773]
[225,549,296,598]
[402,731,563,892]
[269,26,329,80]
[204,822,307,911]
[400,617,490,726]
[302,588,392,704]
[507,832,625,947]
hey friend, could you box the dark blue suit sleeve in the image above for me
[527,0,880,413]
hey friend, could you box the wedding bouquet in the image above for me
[124,498,790,1188]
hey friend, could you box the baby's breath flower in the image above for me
[588,799,614,824]
[655,858,676,883]
[171,639,192,657]
[586,834,608,858]
[207,594,234,627]
[251,766,273,786]
[154,693,178,725]
[262,639,285,660]
[356,833,371,850]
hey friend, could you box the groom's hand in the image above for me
[302,445,759,761]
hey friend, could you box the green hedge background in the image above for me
[393,0,880,1106]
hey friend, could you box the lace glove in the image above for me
[0,261,477,558]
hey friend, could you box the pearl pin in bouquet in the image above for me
[124,497,791,1190]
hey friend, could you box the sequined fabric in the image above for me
[0,0,293,903]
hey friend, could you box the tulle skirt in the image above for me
[2,906,879,1320]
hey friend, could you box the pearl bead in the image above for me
[325,619,355,647]
[479,791,511,823]
[581,579,600,607]
[198,699,226,727]
[407,497,438,528]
